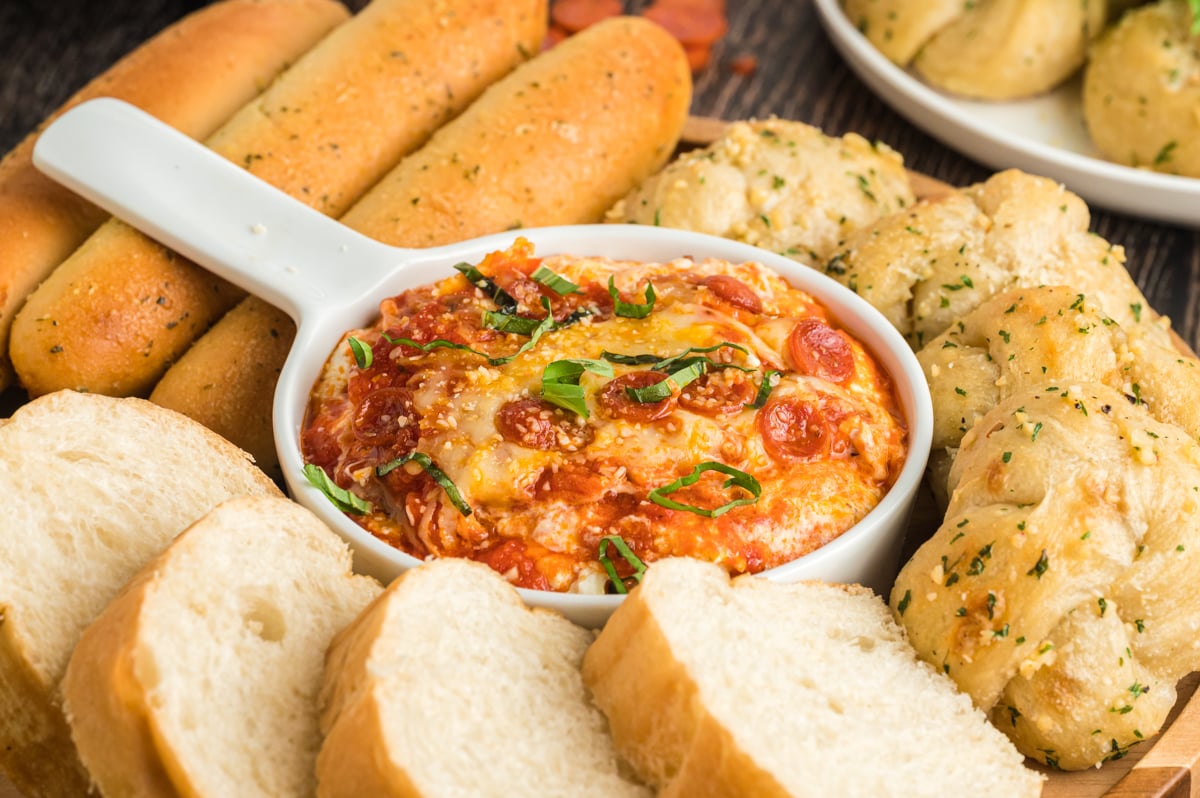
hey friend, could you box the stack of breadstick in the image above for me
[0,0,692,479]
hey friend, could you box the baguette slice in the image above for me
[0,390,281,798]
[63,496,383,798]
[317,559,650,798]
[582,558,1045,798]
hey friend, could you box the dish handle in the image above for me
[31,97,402,324]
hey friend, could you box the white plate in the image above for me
[813,0,1200,228]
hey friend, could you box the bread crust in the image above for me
[149,298,295,480]
[918,285,1200,505]
[316,589,424,797]
[62,496,382,798]
[340,15,691,246]
[841,0,961,65]
[844,0,1108,100]
[582,576,786,795]
[0,391,280,798]
[317,559,646,797]
[585,558,1043,796]
[913,0,1106,100]
[824,169,1163,351]
[0,0,348,394]
[10,0,549,399]
[0,619,85,798]
[58,565,180,798]
[605,118,913,269]
[1083,0,1200,177]
[892,383,1200,768]
[151,15,691,475]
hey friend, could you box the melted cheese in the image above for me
[302,246,908,593]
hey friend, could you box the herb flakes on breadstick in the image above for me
[151,15,692,475]
[10,0,549,399]
[0,0,348,395]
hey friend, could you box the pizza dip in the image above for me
[301,238,908,594]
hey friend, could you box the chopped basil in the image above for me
[541,358,614,417]
[599,350,661,366]
[652,342,752,373]
[559,307,596,327]
[608,275,656,318]
[597,535,647,594]
[347,336,373,369]
[531,265,580,295]
[601,342,752,375]
[377,452,472,516]
[625,360,706,403]
[387,298,555,367]
[1027,550,1049,579]
[486,299,557,365]
[647,461,762,517]
[745,369,780,409]
[454,261,517,310]
[383,334,490,360]
[303,463,371,515]
[482,310,543,336]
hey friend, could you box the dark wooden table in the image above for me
[2,0,1197,360]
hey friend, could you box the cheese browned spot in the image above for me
[302,239,908,593]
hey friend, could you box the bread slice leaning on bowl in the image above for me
[317,558,650,798]
[0,390,282,798]
[582,557,1045,798]
[62,495,382,798]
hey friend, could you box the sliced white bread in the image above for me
[0,390,280,797]
[62,495,383,797]
[316,558,650,798]
[582,558,1045,798]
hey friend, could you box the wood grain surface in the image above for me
[1,1,1198,797]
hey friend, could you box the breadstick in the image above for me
[339,15,692,246]
[0,0,348,393]
[150,15,692,475]
[151,299,295,479]
[10,0,548,398]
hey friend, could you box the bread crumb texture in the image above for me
[584,557,1043,797]
[317,558,649,797]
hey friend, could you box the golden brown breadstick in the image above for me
[151,15,692,475]
[150,299,295,479]
[10,0,548,398]
[0,0,348,393]
[339,15,692,245]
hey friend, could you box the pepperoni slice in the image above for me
[550,0,622,33]
[703,274,763,313]
[535,461,612,504]
[643,2,728,46]
[598,371,677,422]
[347,358,411,405]
[496,397,593,451]
[788,318,854,383]
[679,369,756,416]
[758,396,834,463]
[352,388,418,452]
